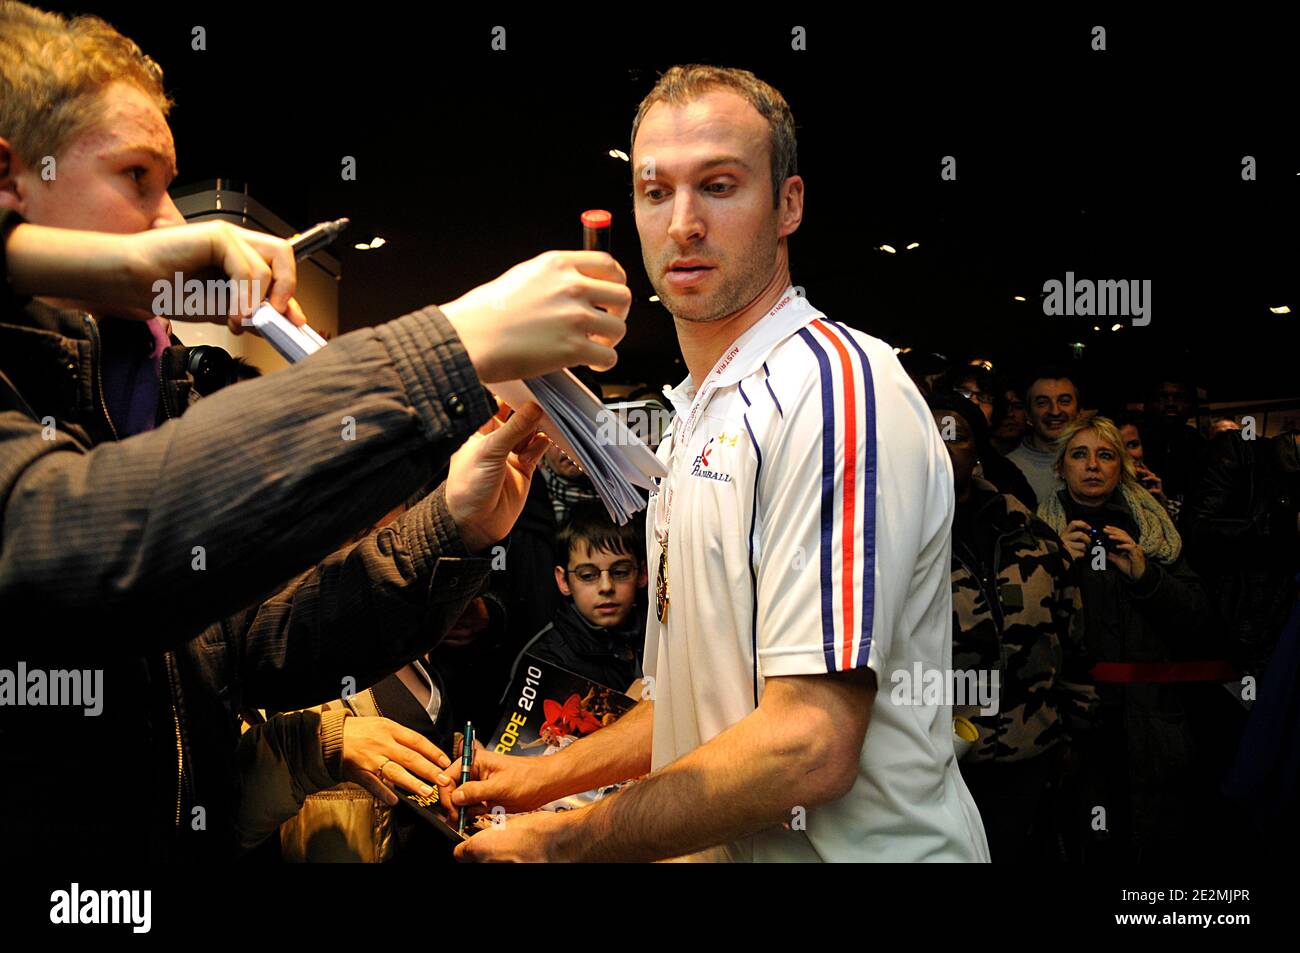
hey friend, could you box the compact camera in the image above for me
[1087,525,1120,553]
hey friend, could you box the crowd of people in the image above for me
[3,0,1296,868]
[912,357,1300,861]
[223,355,1299,863]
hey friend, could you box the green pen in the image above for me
[457,721,474,834]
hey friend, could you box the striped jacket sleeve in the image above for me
[0,305,493,652]
[754,321,940,678]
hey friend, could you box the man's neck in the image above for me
[1025,431,1055,453]
[674,261,792,387]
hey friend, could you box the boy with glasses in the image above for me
[502,502,648,695]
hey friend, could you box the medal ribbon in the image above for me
[651,293,794,622]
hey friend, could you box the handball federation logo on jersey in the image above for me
[691,432,739,483]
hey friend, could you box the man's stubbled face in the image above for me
[632,89,782,325]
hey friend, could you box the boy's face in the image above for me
[1,81,183,234]
[555,542,647,629]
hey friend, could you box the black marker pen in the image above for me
[290,217,350,260]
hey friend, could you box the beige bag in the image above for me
[278,690,397,863]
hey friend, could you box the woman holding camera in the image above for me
[928,392,1096,862]
[1037,415,1218,862]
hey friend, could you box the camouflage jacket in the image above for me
[951,479,1098,763]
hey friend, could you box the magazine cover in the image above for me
[489,655,639,810]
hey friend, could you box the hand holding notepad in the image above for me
[239,211,660,523]
[490,373,665,525]
[244,302,663,525]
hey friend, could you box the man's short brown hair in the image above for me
[0,1,171,164]
[556,501,643,565]
[630,64,797,208]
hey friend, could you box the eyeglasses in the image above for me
[565,563,637,585]
[959,389,995,405]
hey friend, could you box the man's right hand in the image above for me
[123,221,306,333]
[449,741,562,815]
[439,250,632,383]
[5,219,306,334]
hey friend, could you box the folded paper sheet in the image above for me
[491,372,666,525]
[244,303,665,524]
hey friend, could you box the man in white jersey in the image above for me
[454,65,989,862]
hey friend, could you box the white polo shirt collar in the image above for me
[661,288,822,417]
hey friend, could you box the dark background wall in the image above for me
[41,6,1300,407]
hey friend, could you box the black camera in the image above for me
[185,345,236,396]
[1087,525,1119,553]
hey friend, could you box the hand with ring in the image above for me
[340,715,460,818]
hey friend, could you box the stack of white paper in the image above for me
[240,304,666,524]
[242,303,328,363]
[490,372,666,525]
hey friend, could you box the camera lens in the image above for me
[186,345,236,397]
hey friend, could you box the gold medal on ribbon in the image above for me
[655,539,669,624]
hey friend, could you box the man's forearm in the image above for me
[536,699,655,801]
[552,702,825,862]
[4,222,136,304]
[0,307,493,653]
[549,670,875,862]
[236,486,491,710]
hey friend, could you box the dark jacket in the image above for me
[503,600,645,698]
[0,209,496,861]
[1223,596,1300,845]
[429,473,576,733]
[1140,415,1207,503]
[503,474,565,649]
[1058,491,1212,666]
[1182,429,1300,675]
[980,450,1037,512]
[950,479,1095,763]
[1056,489,1213,854]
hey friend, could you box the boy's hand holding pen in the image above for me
[238,217,347,359]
